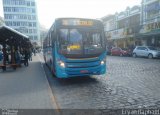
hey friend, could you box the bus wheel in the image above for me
[51,66,56,77]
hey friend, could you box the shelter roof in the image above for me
[0,25,32,48]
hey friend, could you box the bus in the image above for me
[43,18,106,78]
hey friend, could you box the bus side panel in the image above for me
[45,47,52,69]
[51,43,56,75]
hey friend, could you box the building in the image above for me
[139,0,160,47]
[102,6,141,49]
[0,16,5,26]
[102,15,116,47]
[0,16,4,49]
[2,0,40,44]
[39,25,48,47]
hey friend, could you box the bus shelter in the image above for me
[0,25,32,71]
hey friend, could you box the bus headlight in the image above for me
[100,58,106,65]
[101,60,105,65]
[58,61,65,68]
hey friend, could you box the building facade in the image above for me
[102,15,116,47]
[39,25,48,47]
[102,6,141,49]
[0,16,4,26]
[2,0,40,44]
[102,0,160,48]
[0,16,4,49]
[140,0,160,47]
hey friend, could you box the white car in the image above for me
[132,46,160,59]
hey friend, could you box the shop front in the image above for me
[139,21,160,48]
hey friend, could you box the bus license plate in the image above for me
[80,70,88,73]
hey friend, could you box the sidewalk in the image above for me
[0,54,54,109]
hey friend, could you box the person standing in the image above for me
[15,49,21,65]
[28,48,32,61]
[33,49,36,56]
[24,49,29,66]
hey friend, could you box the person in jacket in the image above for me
[15,49,21,64]
[24,49,29,66]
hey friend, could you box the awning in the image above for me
[135,30,160,39]
[0,25,32,48]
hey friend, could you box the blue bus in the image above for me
[43,18,106,78]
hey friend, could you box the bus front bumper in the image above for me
[56,65,106,78]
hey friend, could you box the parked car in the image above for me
[132,46,160,59]
[111,47,131,56]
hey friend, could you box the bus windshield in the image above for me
[58,28,104,56]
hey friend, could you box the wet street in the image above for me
[43,56,160,109]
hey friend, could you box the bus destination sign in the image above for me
[62,19,93,26]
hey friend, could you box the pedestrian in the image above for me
[33,49,36,56]
[28,48,32,61]
[24,49,29,66]
[15,49,21,65]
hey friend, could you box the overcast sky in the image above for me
[0,0,141,28]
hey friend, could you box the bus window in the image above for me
[59,29,68,44]
[69,29,82,44]
[59,29,83,54]
[59,29,68,54]
[84,31,103,54]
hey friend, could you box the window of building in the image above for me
[29,36,33,40]
[16,22,20,26]
[28,22,32,27]
[32,15,36,20]
[13,22,16,26]
[26,1,30,6]
[33,29,37,33]
[146,1,159,20]
[19,1,25,5]
[33,22,37,27]
[32,9,35,13]
[3,0,11,5]
[34,36,38,40]
[31,2,35,6]
[4,7,11,12]
[29,29,33,33]
[28,15,31,20]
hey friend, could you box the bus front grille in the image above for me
[66,61,100,68]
